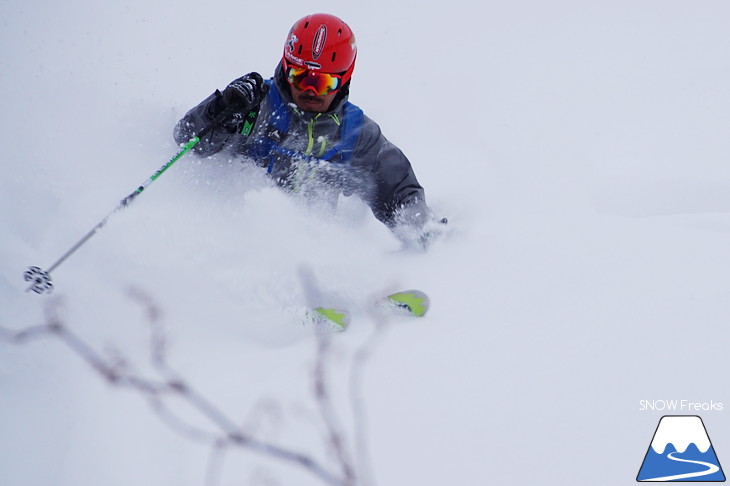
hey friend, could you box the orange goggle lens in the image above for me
[286,66,342,96]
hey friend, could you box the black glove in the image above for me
[221,72,269,111]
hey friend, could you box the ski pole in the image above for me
[24,131,205,294]
[24,102,245,295]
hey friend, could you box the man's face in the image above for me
[290,85,339,113]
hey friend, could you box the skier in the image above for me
[174,13,445,248]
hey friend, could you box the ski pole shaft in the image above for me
[44,136,200,275]
[24,136,202,293]
[25,106,238,294]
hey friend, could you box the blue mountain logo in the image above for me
[638,415,725,482]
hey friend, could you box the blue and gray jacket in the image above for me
[174,66,429,229]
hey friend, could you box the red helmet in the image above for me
[282,13,357,85]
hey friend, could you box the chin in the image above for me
[300,102,324,112]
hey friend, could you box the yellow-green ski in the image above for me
[383,290,430,317]
[309,307,351,332]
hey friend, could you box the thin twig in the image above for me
[205,438,229,486]
[313,335,356,485]
[348,314,390,486]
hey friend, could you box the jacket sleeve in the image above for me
[173,90,239,157]
[351,116,429,228]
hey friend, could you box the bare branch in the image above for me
[1,296,349,486]
[126,287,173,376]
[313,334,357,486]
[205,439,229,486]
[0,297,65,343]
[148,394,221,443]
[0,323,57,342]
[348,311,392,486]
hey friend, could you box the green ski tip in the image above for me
[312,307,351,332]
[385,290,430,317]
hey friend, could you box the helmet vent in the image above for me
[298,45,303,55]
[304,21,310,28]
[337,28,342,36]
[331,52,337,62]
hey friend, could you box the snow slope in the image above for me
[2,1,730,485]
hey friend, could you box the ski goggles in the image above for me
[285,65,342,96]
